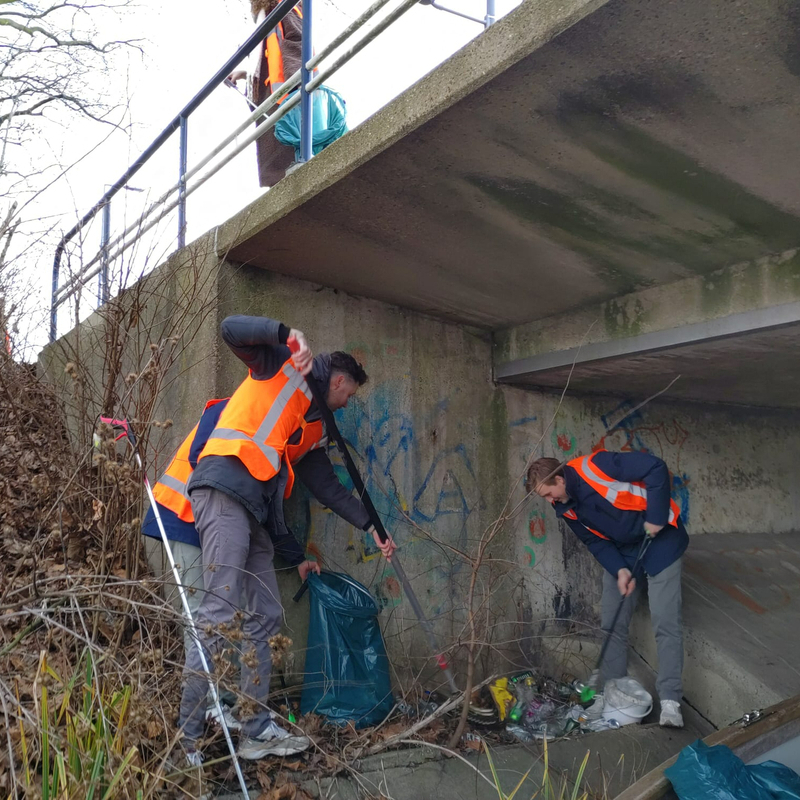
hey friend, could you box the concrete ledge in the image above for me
[496,301,800,381]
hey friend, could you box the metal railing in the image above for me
[49,0,497,342]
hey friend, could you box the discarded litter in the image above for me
[491,669,648,743]
[602,677,652,726]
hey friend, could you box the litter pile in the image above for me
[467,672,653,743]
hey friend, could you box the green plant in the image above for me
[484,738,591,800]
[16,649,141,799]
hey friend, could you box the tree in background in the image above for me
[0,0,136,355]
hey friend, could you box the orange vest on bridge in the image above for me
[562,451,680,540]
[264,5,303,96]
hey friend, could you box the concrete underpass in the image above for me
[41,0,800,791]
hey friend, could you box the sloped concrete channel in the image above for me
[217,723,700,799]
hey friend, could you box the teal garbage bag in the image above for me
[274,86,348,159]
[665,740,800,800]
[300,572,394,727]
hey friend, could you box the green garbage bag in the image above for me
[300,571,394,727]
[274,86,348,160]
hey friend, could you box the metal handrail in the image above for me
[50,0,497,343]
[49,0,299,341]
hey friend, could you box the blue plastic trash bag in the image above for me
[665,740,800,800]
[300,571,394,727]
[274,86,348,160]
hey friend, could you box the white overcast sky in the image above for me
[29,0,522,349]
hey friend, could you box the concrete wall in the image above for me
[216,261,526,686]
[41,242,530,689]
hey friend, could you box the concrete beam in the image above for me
[495,301,800,382]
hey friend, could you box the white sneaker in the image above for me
[238,717,310,759]
[660,699,684,728]
[205,702,242,731]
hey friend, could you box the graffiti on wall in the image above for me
[552,427,577,458]
[524,508,548,567]
[593,400,692,523]
[288,369,483,610]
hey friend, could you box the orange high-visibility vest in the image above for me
[264,5,303,95]
[564,450,681,540]
[199,359,312,489]
[152,398,227,523]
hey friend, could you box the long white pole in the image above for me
[135,452,251,797]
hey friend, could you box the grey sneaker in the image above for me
[238,717,310,759]
[659,699,684,728]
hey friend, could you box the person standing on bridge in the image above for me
[526,451,689,728]
[229,0,304,187]
[177,315,397,764]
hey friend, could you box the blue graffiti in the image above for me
[327,383,483,563]
[508,416,538,428]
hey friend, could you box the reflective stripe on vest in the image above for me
[568,451,680,527]
[200,360,312,482]
[152,423,199,523]
[265,6,303,95]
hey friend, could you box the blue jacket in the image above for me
[554,450,689,577]
[141,399,306,566]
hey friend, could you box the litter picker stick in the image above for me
[224,77,259,113]
[287,340,460,696]
[580,534,653,703]
[99,417,250,798]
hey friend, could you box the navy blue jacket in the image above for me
[141,399,306,566]
[553,451,689,577]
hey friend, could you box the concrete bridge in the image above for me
[43,0,800,732]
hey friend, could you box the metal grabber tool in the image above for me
[99,417,251,797]
[287,339,460,696]
[580,533,654,704]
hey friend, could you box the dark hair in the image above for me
[524,458,564,493]
[330,351,368,386]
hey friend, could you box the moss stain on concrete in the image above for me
[571,119,800,267]
[478,388,509,517]
[603,297,647,338]
[768,249,800,298]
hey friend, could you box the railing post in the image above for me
[299,0,314,163]
[485,0,496,27]
[178,115,188,249]
[50,246,63,343]
[98,199,111,305]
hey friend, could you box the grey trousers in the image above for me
[599,556,683,702]
[167,540,205,656]
[179,487,282,743]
